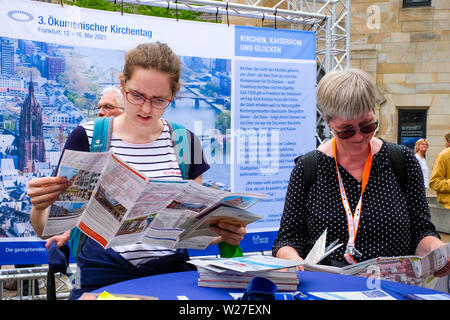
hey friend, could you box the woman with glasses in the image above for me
[28,42,247,299]
[273,69,449,278]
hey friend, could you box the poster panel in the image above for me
[0,0,315,263]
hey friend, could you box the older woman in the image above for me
[414,138,430,189]
[273,69,449,278]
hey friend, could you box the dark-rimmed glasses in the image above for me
[124,90,172,110]
[95,104,123,111]
[334,121,379,140]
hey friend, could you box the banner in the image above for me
[0,0,316,264]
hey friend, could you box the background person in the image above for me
[429,133,450,209]
[95,86,124,117]
[27,42,246,299]
[414,138,430,189]
[272,68,449,279]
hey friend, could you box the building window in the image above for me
[398,109,427,150]
[402,0,431,8]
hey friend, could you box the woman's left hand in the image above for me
[434,257,450,277]
[210,222,247,246]
[416,237,450,277]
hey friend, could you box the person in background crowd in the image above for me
[429,133,450,209]
[273,68,449,279]
[27,42,247,299]
[95,86,124,117]
[414,138,430,189]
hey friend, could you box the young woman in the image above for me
[273,69,449,278]
[28,42,246,299]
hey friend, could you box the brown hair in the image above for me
[120,42,181,96]
[445,133,450,143]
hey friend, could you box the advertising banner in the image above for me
[0,0,316,263]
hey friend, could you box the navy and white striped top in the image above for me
[82,120,183,180]
[62,119,210,266]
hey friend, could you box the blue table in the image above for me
[93,270,446,300]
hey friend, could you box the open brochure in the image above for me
[42,150,265,250]
[301,229,343,265]
[303,239,450,288]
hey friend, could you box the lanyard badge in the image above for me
[332,138,372,265]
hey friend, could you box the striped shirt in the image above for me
[81,119,182,266]
[82,119,182,180]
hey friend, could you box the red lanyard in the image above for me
[332,138,373,264]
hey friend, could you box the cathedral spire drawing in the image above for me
[18,74,46,172]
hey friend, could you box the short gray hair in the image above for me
[316,68,375,121]
[101,86,123,108]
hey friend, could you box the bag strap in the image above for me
[166,121,191,180]
[296,150,317,195]
[91,117,113,153]
[385,141,407,194]
[69,227,84,261]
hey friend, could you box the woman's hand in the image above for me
[210,222,247,246]
[416,236,450,277]
[28,176,72,238]
[45,230,71,250]
[276,246,305,271]
[28,176,71,211]
[434,257,450,277]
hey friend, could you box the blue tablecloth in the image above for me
[92,270,446,300]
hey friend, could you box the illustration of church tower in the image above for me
[18,74,46,172]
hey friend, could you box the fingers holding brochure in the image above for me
[28,176,72,210]
[211,222,247,246]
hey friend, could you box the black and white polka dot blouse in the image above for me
[272,140,440,265]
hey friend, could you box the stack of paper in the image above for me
[188,256,302,291]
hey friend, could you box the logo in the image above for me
[252,234,269,245]
[7,10,34,22]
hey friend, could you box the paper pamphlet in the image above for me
[308,289,396,300]
[42,150,265,250]
[302,229,343,265]
[339,242,450,287]
[302,232,450,288]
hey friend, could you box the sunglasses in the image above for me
[334,120,379,140]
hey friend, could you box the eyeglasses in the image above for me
[334,120,379,140]
[124,90,172,110]
[95,104,123,111]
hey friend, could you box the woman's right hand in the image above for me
[28,176,71,211]
[276,246,305,271]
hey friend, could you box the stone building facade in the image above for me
[350,0,450,191]
[231,0,449,195]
